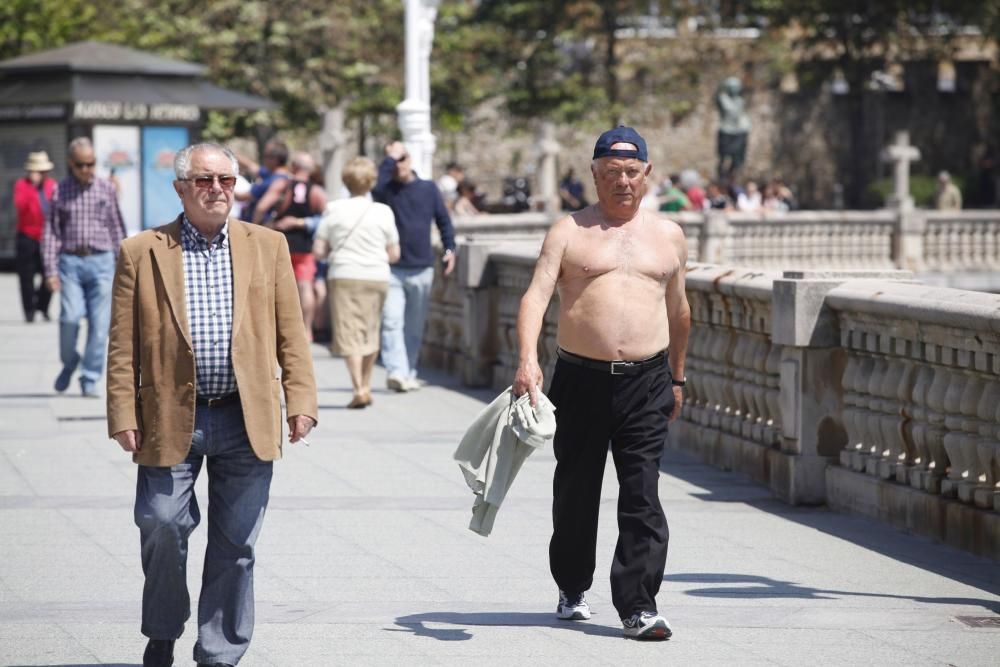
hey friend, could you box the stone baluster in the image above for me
[894,359,918,483]
[719,327,742,436]
[863,356,889,476]
[730,332,752,436]
[907,364,935,489]
[875,356,911,480]
[708,328,732,430]
[921,364,951,493]
[763,343,782,447]
[974,381,1000,510]
[839,352,865,467]
[941,368,971,498]
[749,335,771,443]
[970,222,985,268]
[959,222,974,269]
[849,354,876,472]
[685,318,707,417]
[989,221,1000,266]
[696,325,716,423]
[787,223,801,266]
[954,371,987,504]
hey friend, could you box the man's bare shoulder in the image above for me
[549,206,602,236]
[644,209,685,234]
[545,211,581,245]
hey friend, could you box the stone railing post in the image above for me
[771,270,913,503]
[895,207,927,272]
[455,241,499,387]
[699,211,731,264]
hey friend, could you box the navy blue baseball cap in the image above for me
[593,125,648,162]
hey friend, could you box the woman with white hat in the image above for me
[12,150,56,322]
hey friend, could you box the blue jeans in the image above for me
[381,265,434,379]
[58,251,115,388]
[134,402,273,665]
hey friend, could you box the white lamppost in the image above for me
[397,0,439,179]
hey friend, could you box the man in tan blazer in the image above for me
[106,143,317,667]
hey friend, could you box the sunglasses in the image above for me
[395,154,410,163]
[73,161,96,168]
[180,175,238,190]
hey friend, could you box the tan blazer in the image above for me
[106,216,318,467]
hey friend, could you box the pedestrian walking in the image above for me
[513,126,691,641]
[314,156,400,408]
[43,137,126,397]
[105,142,317,667]
[13,150,56,322]
[253,151,328,339]
[373,140,456,392]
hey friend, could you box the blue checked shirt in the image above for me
[181,217,237,398]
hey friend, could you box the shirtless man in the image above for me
[513,126,690,641]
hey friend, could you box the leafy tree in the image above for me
[433,0,654,132]
[0,0,406,151]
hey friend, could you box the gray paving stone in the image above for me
[0,273,998,665]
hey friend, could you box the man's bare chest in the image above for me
[561,228,676,283]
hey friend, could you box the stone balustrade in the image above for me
[452,208,1000,289]
[421,234,1000,559]
[822,281,1000,557]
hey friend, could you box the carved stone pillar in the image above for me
[536,122,561,214]
[771,269,912,503]
[319,104,348,197]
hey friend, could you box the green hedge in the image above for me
[868,174,965,208]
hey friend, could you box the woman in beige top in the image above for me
[313,157,400,408]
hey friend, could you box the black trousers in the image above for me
[548,354,674,619]
[15,232,51,321]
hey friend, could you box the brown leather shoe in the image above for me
[143,638,174,667]
[347,394,367,409]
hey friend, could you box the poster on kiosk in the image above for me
[93,125,141,237]
[142,127,189,230]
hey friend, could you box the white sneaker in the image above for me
[404,377,423,391]
[622,611,672,640]
[386,375,410,393]
[556,590,591,621]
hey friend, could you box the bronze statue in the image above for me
[716,77,751,180]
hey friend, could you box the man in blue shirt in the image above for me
[234,139,290,222]
[373,141,456,392]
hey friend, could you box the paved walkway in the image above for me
[0,273,998,666]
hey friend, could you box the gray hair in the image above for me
[290,151,315,173]
[173,143,238,179]
[67,137,93,158]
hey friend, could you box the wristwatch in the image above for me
[671,377,687,387]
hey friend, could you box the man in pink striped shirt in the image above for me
[42,137,126,397]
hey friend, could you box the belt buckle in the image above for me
[610,360,626,375]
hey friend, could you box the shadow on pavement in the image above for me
[389,611,621,640]
[665,572,1000,615]
[659,448,1000,597]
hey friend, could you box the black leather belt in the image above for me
[195,391,240,407]
[64,247,101,257]
[557,348,668,376]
